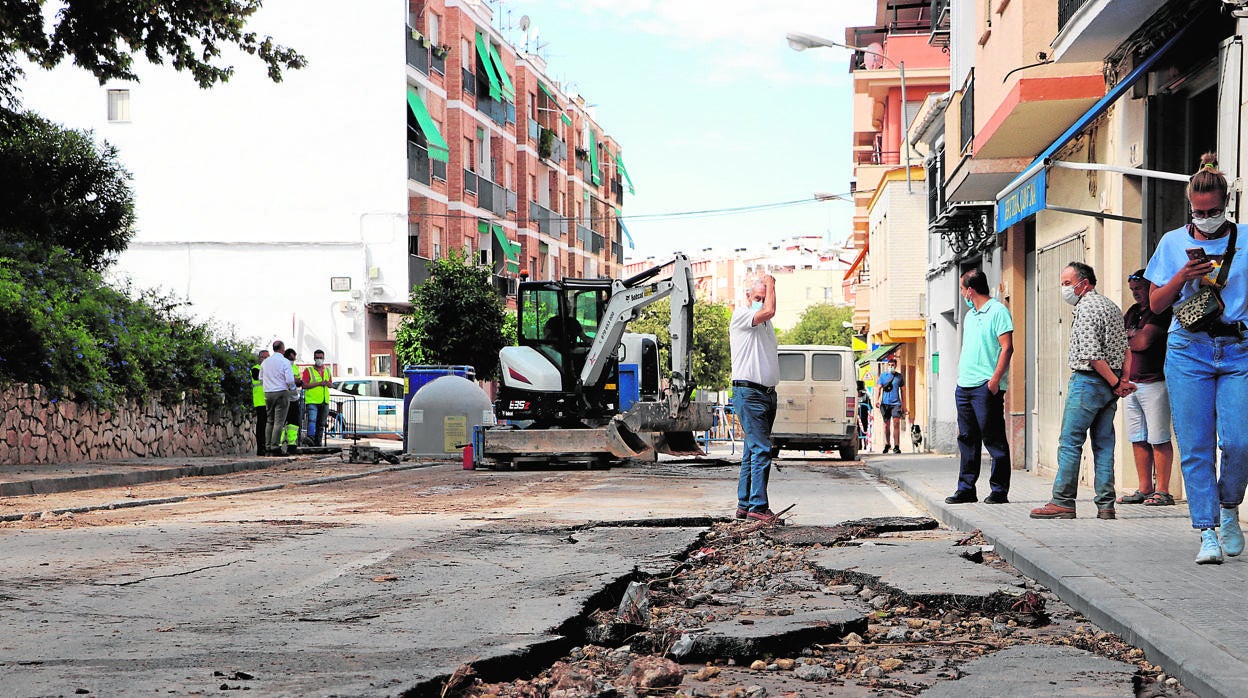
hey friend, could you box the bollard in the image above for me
[462,441,474,470]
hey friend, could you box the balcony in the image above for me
[576,224,594,248]
[461,68,477,99]
[854,149,900,166]
[610,177,624,202]
[463,170,478,196]
[591,232,605,254]
[408,255,431,289]
[528,119,540,143]
[539,127,566,164]
[408,141,446,185]
[612,241,623,264]
[1051,0,1168,62]
[406,31,430,75]
[473,172,513,217]
[492,274,517,298]
[529,201,567,237]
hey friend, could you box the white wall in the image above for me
[17,1,410,371]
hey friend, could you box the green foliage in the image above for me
[0,108,136,271]
[0,244,253,407]
[779,303,856,347]
[394,252,507,380]
[1,0,306,107]
[630,298,733,391]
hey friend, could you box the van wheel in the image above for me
[839,441,858,461]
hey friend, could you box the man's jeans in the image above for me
[734,386,777,512]
[1166,329,1248,529]
[954,384,1011,496]
[1051,371,1118,509]
[264,391,291,451]
[306,402,328,445]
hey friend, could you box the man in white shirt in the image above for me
[729,274,781,524]
[259,339,296,455]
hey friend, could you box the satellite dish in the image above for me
[518,14,530,31]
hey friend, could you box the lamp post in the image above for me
[786,32,911,194]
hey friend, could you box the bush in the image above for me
[0,243,253,408]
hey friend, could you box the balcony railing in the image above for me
[576,224,595,249]
[473,173,511,217]
[431,52,446,75]
[1058,0,1091,31]
[854,150,901,165]
[409,255,431,289]
[464,169,478,196]
[528,119,541,142]
[539,127,566,163]
[408,141,432,185]
[406,31,430,75]
[612,242,623,264]
[462,68,477,99]
[492,274,517,297]
[591,232,605,254]
[529,201,567,237]
[960,76,975,152]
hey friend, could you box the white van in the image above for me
[771,345,858,460]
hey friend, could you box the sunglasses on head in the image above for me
[1127,273,1145,281]
[1191,207,1225,218]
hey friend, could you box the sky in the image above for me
[484,0,878,261]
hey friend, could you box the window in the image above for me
[107,89,130,122]
[432,225,443,259]
[428,13,440,44]
[464,136,474,170]
[778,354,806,381]
[812,353,843,381]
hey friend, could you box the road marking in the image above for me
[857,469,921,515]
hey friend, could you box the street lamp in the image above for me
[786,32,911,194]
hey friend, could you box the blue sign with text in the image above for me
[996,168,1046,232]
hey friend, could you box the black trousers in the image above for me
[253,405,267,456]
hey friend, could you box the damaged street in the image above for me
[0,453,1197,697]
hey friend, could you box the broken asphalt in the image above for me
[0,445,1243,697]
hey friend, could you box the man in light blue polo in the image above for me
[946,268,1014,504]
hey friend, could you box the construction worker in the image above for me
[251,349,270,457]
[301,349,333,447]
[280,347,304,451]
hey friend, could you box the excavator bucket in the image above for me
[605,416,654,459]
[651,430,704,457]
[619,400,714,457]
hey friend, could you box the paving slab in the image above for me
[671,608,867,662]
[919,644,1138,698]
[809,540,1024,611]
[869,454,1248,698]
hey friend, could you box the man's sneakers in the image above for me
[1221,507,1244,556]
[945,490,977,504]
[882,444,892,454]
[983,492,1010,504]
[735,507,748,520]
[745,509,785,525]
[1197,529,1225,565]
[1030,502,1076,519]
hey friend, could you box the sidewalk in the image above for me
[868,452,1248,698]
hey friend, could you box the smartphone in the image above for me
[1187,247,1209,263]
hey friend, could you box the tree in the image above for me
[394,252,507,380]
[630,298,733,391]
[779,303,855,347]
[1,0,306,106]
[0,108,135,270]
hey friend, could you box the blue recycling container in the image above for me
[618,363,639,412]
[402,365,475,450]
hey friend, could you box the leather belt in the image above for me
[1207,320,1247,339]
[732,380,775,393]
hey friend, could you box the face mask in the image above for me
[1193,212,1227,235]
[750,301,763,311]
[963,294,974,309]
[1061,284,1080,306]
[315,359,324,367]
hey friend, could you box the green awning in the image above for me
[857,343,900,366]
[616,152,635,194]
[538,82,559,108]
[491,224,520,272]
[475,32,502,101]
[485,40,515,102]
[406,87,449,163]
[560,113,572,126]
[589,129,601,186]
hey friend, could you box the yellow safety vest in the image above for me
[251,364,265,407]
[304,365,331,404]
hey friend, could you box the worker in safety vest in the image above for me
[250,349,270,457]
[301,349,333,447]
[280,347,304,451]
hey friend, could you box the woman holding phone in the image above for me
[1143,152,1248,564]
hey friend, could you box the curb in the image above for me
[0,458,285,497]
[866,459,1243,698]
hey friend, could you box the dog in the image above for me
[910,423,924,453]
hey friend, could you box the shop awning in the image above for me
[406,87,449,162]
[485,40,515,102]
[615,207,635,249]
[475,32,502,101]
[857,343,900,366]
[589,129,601,185]
[616,153,636,194]
[491,223,521,272]
[995,23,1190,232]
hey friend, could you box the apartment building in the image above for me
[920,0,1246,493]
[16,0,627,380]
[845,2,950,448]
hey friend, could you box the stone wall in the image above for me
[0,383,255,465]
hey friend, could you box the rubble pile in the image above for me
[444,520,1192,698]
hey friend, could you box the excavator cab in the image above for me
[501,279,618,426]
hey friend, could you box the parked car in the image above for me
[328,377,405,436]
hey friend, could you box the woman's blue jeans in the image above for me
[734,386,777,512]
[1165,329,1248,529]
[1051,371,1118,510]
